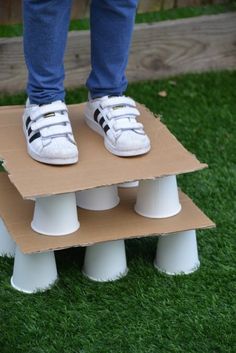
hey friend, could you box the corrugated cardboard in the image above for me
[0,103,207,199]
[0,173,214,254]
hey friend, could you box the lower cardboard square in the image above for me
[0,173,215,254]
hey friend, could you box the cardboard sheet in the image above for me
[0,173,215,254]
[0,103,207,199]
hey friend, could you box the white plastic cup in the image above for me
[76,185,120,211]
[31,192,80,236]
[118,181,139,188]
[82,240,128,282]
[0,218,15,257]
[134,175,181,218]
[154,230,200,275]
[11,246,58,293]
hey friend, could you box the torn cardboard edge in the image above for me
[0,102,207,199]
[0,173,215,254]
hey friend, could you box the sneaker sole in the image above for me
[22,114,78,165]
[84,115,151,157]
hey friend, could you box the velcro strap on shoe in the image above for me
[100,96,136,109]
[31,114,70,131]
[40,124,72,137]
[113,121,144,131]
[107,107,140,119]
[31,101,68,121]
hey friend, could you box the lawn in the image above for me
[0,69,235,353]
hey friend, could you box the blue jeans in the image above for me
[23,0,138,105]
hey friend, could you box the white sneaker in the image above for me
[84,94,151,156]
[22,98,79,165]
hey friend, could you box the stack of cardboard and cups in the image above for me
[154,230,200,275]
[0,217,15,257]
[31,192,80,236]
[134,175,181,218]
[118,181,139,188]
[76,185,120,210]
[0,102,216,293]
[83,240,128,282]
[11,246,58,293]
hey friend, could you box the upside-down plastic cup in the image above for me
[134,175,181,218]
[76,185,120,211]
[154,230,200,275]
[118,181,139,188]
[82,240,128,282]
[31,192,80,236]
[0,217,15,257]
[11,246,58,293]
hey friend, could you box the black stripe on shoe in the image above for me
[29,132,41,143]
[25,116,31,129]
[28,126,32,136]
[104,125,110,134]
[94,109,100,123]
[99,117,105,128]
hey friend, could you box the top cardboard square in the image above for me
[0,103,207,199]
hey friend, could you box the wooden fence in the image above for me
[0,0,229,25]
[1,12,235,93]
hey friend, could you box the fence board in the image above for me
[0,0,22,25]
[138,0,162,12]
[0,13,235,93]
[71,0,90,19]
[177,0,202,7]
[164,1,176,10]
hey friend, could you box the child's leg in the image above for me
[84,0,150,157]
[86,0,138,98]
[23,0,73,105]
[22,0,78,165]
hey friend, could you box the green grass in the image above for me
[0,69,235,353]
[0,3,236,37]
